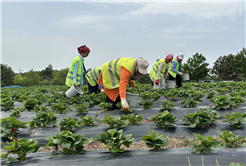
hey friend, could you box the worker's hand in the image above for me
[129,80,135,87]
[121,98,129,111]
[72,82,76,86]
[178,72,183,75]
[156,79,160,85]
[100,89,104,92]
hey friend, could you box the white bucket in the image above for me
[126,92,139,107]
[65,85,83,98]
[182,73,189,81]
[167,80,176,89]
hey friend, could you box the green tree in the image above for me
[13,75,24,86]
[230,47,246,80]
[212,54,236,80]
[183,53,209,81]
[50,68,69,85]
[39,64,53,81]
[137,74,151,84]
[1,64,15,87]
[24,69,41,86]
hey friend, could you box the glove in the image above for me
[129,80,135,87]
[100,89,104,92]
[156,79,160,85]
[178,72,183,75]
[121,98,129,111]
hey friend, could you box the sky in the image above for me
[1,0,245,74]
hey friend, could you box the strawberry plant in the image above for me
[215,87,229,95]
[102,115,128,129]
[29,111,57,128]
[152,92,161,101]
[1,97,15,110]
[1,138,40,164]
[45,130,89,156]
[180,108,216,128]
[222,112,246,128]
[99,102,113,111]
[139,99,154,109]
[207,91,218,99]
[189,133,221,154]
[160,101,175,110]
[142,130,169,150]
[51,103,69,114]
[7,106,27,117]
[216,130,246,148]
[179,98,200,108]
[209,95,230,110]
[229,96,246,107]
[90,129,134,154]
[121,114,143,125]
[68,97,81,105]
[192,91,204,100]
[178,89,192,99]
[151,110,177,127]
[23,98,37,109]
[59,117,81,130]
[1,117,28,140]
[73,103,89,114]
[80,116,99,126]
[31,105,52,112]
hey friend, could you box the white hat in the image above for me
[178,52,185,60]
[138,58,149,74]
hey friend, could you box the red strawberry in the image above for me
[19,152,22,154]
[86,110,88,112]
[166,96,169,98]
[13,128,17,132]
[206,125,209,127]
[53,125,57,127]
[14,138,17,141]
[174,98,177,100]
[229,104,232,108]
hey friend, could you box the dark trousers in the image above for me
[169,74,182,88]
[106,95,121,109]
[88,83,100,94]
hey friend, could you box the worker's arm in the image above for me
[73,61,79,84]
[119,66,132,99]
[97,70,104,90]
[157,62,164,79]
[171,61,179,74]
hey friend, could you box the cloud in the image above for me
[55,15,104,28]
[130,2,245,19]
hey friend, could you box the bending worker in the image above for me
[65,45,90,88]
[85,66,104,94]
[98,57,149,110]
[168,52,185,88]
[149,54,173,89]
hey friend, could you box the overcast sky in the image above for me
[1,0,245,73]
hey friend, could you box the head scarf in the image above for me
[77,45,90,53]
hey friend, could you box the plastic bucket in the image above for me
[182,73,189,81]
[167,80,176,89]
[126,92,139,107]
[65,85,83,98]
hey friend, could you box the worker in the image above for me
[65,45,90,88]
[149,54,173,89]
[168,52,185,88]
[85,66,104,94]
[98,57,149,110]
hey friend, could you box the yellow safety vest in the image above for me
[149,59,170,79]
[65,56,83,87]
[86,66,102,86]
[101,58,136,89]
[168,59,179,78]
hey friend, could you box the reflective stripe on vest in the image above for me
[109,58,120,88]
[102,58,135,89]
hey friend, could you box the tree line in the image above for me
[1,47,245,87]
